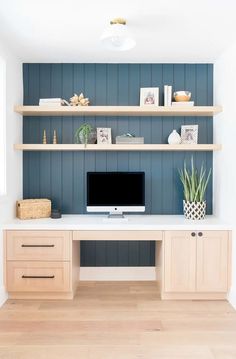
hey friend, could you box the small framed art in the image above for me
[181,125,198,144]
[140,87,159,106]
[97,128,112,144]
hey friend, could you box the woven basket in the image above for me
[17,199,51,220]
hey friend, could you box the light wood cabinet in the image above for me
[163,230,231,299]
[4,228,231,300]
[196,231,229,292]
[4,230,79,300]
[164,231,196,292]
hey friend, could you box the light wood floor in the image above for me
[0,281,236,359]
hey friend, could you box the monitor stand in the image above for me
[108,211,124,219]
[102,212,128,222]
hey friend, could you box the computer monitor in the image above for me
[87,172,145,218]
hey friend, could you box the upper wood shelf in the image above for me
[14,105,222,117]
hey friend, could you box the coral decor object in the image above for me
[69,93,90,106]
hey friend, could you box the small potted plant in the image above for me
[179,157,211,220]
[74,123,96,147]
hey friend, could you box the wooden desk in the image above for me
[3,215,232,300]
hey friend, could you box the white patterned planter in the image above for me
[183,200,206,220]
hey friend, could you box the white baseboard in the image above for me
[228,289,236,310]
[0,286,8,307]
[80,266,156,281]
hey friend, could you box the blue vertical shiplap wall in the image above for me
[23,64,213,266]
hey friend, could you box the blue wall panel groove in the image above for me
[23,63,213,267]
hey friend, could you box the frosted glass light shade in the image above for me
[100,23,136,51]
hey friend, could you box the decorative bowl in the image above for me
[174,91,191,102]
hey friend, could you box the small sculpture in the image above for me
[43,129,47,144]
[69,93,90,106]
[53,130,57,144]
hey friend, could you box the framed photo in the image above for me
[97,128,112,144]
[181,125,198,144]
[140,87,159,106]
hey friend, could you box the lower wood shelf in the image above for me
[14,144,221,151]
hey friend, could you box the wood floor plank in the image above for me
[88,345,215,359]
[162,318,236,331]
[15,332,140,346]
[140,331,236,346]
[0,345,216,359]
[211,346,236,359]
[0,346,89,359]
[0,320,162,333]
[1,310,235,322]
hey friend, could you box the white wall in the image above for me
[0,39,22,306]
[214,42,236,309]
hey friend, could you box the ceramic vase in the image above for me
[168,130,181,144]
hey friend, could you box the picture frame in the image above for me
[140,87,159,106]
[97,128,112,144]
[181,125,198,144]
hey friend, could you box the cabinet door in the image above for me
[196,231,229,292]
[164,231,196,292]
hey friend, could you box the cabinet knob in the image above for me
[191,232,196,237]
[198,232,203,237]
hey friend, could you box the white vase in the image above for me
[168,130,181,144]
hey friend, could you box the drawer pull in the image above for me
[22,275,55,279]
[191,232,196,237]
[198,232,203,237]
[21,244,55,248]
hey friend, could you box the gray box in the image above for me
[115,136,144,144]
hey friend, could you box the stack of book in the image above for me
[171,101,194,107]
[164,85,172,106]
[39,98,64,106]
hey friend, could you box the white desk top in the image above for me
[1,215,232,231]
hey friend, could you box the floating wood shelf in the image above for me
[14,105,222,117]
[14,144,222,152]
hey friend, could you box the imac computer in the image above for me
[87,172,145,218]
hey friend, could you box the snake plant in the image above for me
[179,157,211,202]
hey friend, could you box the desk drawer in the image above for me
[6,231,71,261]
[73,230,162,241]
[6,261,70,292]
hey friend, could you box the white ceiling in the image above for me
[1,0,236,63]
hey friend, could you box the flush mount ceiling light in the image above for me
[100,18,136,51]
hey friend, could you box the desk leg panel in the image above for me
[72,240,80,295]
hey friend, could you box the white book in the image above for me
[172,101,194,106]
[39,98,62,103]
[164,85,168,106]
[39,102,62,107]
[167,86,172,106]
